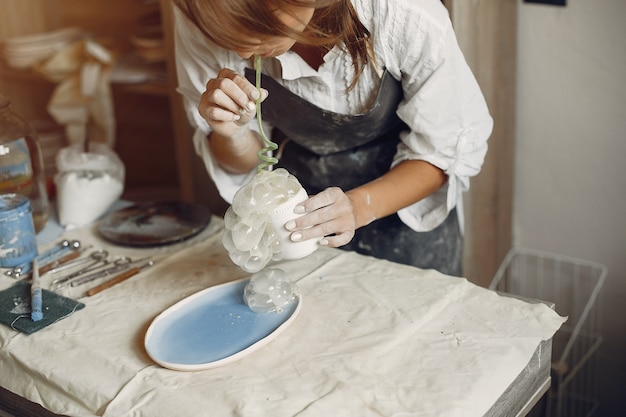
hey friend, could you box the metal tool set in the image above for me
[4,239,154,294]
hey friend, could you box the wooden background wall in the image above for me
[446,0,517,286]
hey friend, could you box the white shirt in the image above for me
[173,0,493,232]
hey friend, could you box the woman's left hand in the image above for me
[285,187,358,247]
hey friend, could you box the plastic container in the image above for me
[0,193,38,267]
[0,94,50,232]
[54,143,124,228]
[490,248,607,417]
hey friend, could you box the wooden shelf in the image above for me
[0,65,50,82]
[1,64,168,96]
[113,81,169,97]
[0,0,207,209]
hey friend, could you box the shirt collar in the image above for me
[275,46,341,80]
[275,52,317,80]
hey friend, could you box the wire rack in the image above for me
[490,248,607,417]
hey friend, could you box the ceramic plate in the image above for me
[144,279,301,371]
[98,201,211,247]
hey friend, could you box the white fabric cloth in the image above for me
[173,0,493,232]
[0,219,565,417]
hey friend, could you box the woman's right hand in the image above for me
[199,68,267,138]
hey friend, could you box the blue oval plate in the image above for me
[144,278,301,371]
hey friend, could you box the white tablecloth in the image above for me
[0,217,565,417]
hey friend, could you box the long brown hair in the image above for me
[173,0,371,89]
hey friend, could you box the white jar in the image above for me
[268,187,319,260]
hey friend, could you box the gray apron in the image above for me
[245,68,462,276]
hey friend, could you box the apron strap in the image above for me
[244,68,405,155]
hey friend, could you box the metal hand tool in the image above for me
[70,257,149,288]
[86,260,155,296]
[50,250,110,289]
[5,240,81,277]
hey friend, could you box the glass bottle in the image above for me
[0,94,49,232]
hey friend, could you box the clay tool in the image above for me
[50,250,110,289]
[70,257,149,288]
[86,260,155,297]
[38,250,82,275]
[6,239,81,277]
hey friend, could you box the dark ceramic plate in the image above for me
[98,201,211,247]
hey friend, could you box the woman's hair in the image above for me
[173,0,371,89]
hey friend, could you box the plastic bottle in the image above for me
[0,94,49,232]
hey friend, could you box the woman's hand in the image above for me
[285,187,361,247]
[199,68,267,138]
[200,68,268,173]
[282,160,448,248]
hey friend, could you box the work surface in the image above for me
[0,216,565,417]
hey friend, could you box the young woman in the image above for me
[172,0,493,276]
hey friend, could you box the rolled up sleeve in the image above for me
[173,6,260,203]
[390,16,493,232]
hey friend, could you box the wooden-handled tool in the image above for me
[86,261,154,297]
[38,250,82,275]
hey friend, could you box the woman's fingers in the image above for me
[200,88,241,122]
[199,68,268,136]
[320,230,355,247]
[286,187,358,247]
[203,77,254,118]
[221,68,260,101]
[201,69,269,120]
